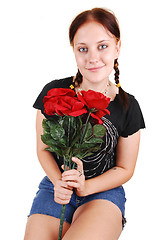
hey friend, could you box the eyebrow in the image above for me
[75,40,109,46]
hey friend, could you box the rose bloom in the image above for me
[77,90,110,124]
[43,88,87,116]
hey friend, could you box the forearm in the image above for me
[35,110,62,185]
[84,166,132,196]
[37,150,62,185]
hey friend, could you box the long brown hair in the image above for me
[69,8,128,108]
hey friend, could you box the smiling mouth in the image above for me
[86,65,105,72]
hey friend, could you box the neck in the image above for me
[80,78,110,92]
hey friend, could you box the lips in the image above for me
[86,65,105,72]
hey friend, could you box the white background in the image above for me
[0,0,158,239]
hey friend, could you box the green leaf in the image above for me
[41,134,51,144]
[47,120,56,129]
[74,137,103,151]
[85,137,103,144]
[59,137,67,147]
[74,145,101,158]
[42,119,50,133]
[50,124,65,140]
[93,124,106,137]
[45,146,63,156]
[45,138,57,147]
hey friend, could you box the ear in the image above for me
[115,40,121,59]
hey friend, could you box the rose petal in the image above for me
[90,112,103,124]
[69,108,87,117]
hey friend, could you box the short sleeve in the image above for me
[33,84,47,113]
[33,79,61,117]
[121,96,145,137]
[33,77,74,117]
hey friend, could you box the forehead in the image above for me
[74,21,115,44]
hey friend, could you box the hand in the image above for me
[54,179,73,205]
[62,157,87,197]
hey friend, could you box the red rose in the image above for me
[43,88,87,116]
[43,88,75,101]
[77,90,110,124]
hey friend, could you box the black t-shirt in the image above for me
[33,76,145,179]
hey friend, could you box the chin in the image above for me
[85,74,109,83]
[82,68,110,82]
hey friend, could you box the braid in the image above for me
[114,59,129,109]
[114,59,120,85]
[74,69,83,87]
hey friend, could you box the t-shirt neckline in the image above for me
[70,76,119,104]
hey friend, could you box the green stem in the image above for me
[58,157,67,240]
[63,156,67,171]
[72,161,76,169]
[58,204,66,240]
[80,111,91,144]
[67,116,71,147]
[58,155,76,240]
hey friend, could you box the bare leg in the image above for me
[24,214,70,240]
[62,200,122,240]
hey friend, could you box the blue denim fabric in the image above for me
[29,176,126,226]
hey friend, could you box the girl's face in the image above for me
[73,21,121,85]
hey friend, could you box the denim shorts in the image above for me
[29,176,126,227]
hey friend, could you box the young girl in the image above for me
[24,8,145,240]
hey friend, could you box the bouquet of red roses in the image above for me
[41,87,110,240]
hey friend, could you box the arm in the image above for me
[84,130,140,195]
[63,130,141,196]
[36,110,62,184]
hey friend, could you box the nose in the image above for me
[88,50,99,64]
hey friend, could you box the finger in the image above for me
[62,169,84,182]
[54,185,73,203]
[61,165,70,171]
[72,157,83,170]
[66,181,80,189]
[56,192,72,200]
[55,187,73,195]
[55,197,71,205]
[62,174,79,183]
[57,180,70,189]
[54,181,73,193]
[62,169,78,177]
[61,165,64,170]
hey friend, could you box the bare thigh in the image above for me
[62,200,122,240]
[24,214,70,240]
